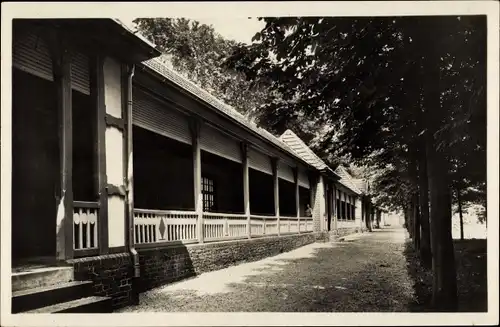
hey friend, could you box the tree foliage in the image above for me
[226,15,487,310]
[133,18,267,119]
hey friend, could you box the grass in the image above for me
[404,238,487,312]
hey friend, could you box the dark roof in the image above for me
[30,18,162,63]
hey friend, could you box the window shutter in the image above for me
[70,51,90,95]
[13,32,53,81]
[248,148,272,175]
[298,169,310,188]
[277,161,295,183]
[200,124,242,163]
[132,88,192,145]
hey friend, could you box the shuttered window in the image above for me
[132,89,192,145]
[277,161,295,183]
[13,32,90,96]
[70,51,90,95]
[200,124,241,163]
[248,148,272,175]
[13,32,53,81]
[298,169,310,189]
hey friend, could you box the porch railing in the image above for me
[134,209,198,245]
[133,208,315,247]
[203,212,247,241]
[73,201,99,251]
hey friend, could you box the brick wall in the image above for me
[311,175,325,232]
[68,253,136,310]
[137,232,326,293]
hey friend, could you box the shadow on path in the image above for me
[119,228,417,312]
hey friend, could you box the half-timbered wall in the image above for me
[103,56,125,248]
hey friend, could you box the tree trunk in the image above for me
[406,205,414,239]
[413,195,421,251]
[418,139,432,269]
[426,135,458,311]
[409,149,421,252]
[365,200,373,232]
[457,188,464,240]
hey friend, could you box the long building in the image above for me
[8,18,380,313]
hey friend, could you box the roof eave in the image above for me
[44,19,161,63]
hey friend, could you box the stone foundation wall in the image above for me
[68,253,136,310]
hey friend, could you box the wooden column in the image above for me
[92,55,109,254]
[332,183,337,231]
[346,194,350,221]
[49,31,74,261]
[190,119,203,243]
[271,158,280,236]
[293,168,300,233]
[241,143,251,238]
[350,195,354,220]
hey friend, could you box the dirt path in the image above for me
[119,227,415,312]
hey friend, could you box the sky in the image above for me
[120,17,265,44]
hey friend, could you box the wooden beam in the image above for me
[332,183,337,231]
[92,55,109,254]
[48,30,74,261]
[106,184,126,196]
[190,118,203,243]
[271,158,280,236]
[105,113,125,130]
[293,168,300,233]
[241,142,251,239]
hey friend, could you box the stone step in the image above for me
[22,296,113,314]
[12,280,93,313]
[12,266,74,292]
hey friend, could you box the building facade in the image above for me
[9,19,377,312]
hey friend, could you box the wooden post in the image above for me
[345,193,349,221]
[332,183,337,231]
[92,55,109,254]
[294,168,300,233]
[49,31,74,261]
[241,143,251,239]
[190,119,203,243]
[271,158,280,236]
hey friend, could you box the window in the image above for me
[202,176,216,212]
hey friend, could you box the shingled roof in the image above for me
[139,57,317,169]
[279,130,329,171]
[334,165,363,195]
[352,178,369,194]
[279,130,344,181]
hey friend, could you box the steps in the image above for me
[12,266,112,313]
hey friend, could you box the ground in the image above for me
[119,227,418,312]
[405,237,487,312]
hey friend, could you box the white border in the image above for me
[1,2,499,326]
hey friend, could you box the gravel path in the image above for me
[119,227,415,312]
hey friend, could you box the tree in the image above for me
[133,18,268,119]
[226,15,486,311]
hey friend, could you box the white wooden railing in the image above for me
[133,209,315,246]
[134,209,198,244]
[73,201,99,250]
[249,215,279,236]
[279,216,299,234]
[203,212,247,240]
